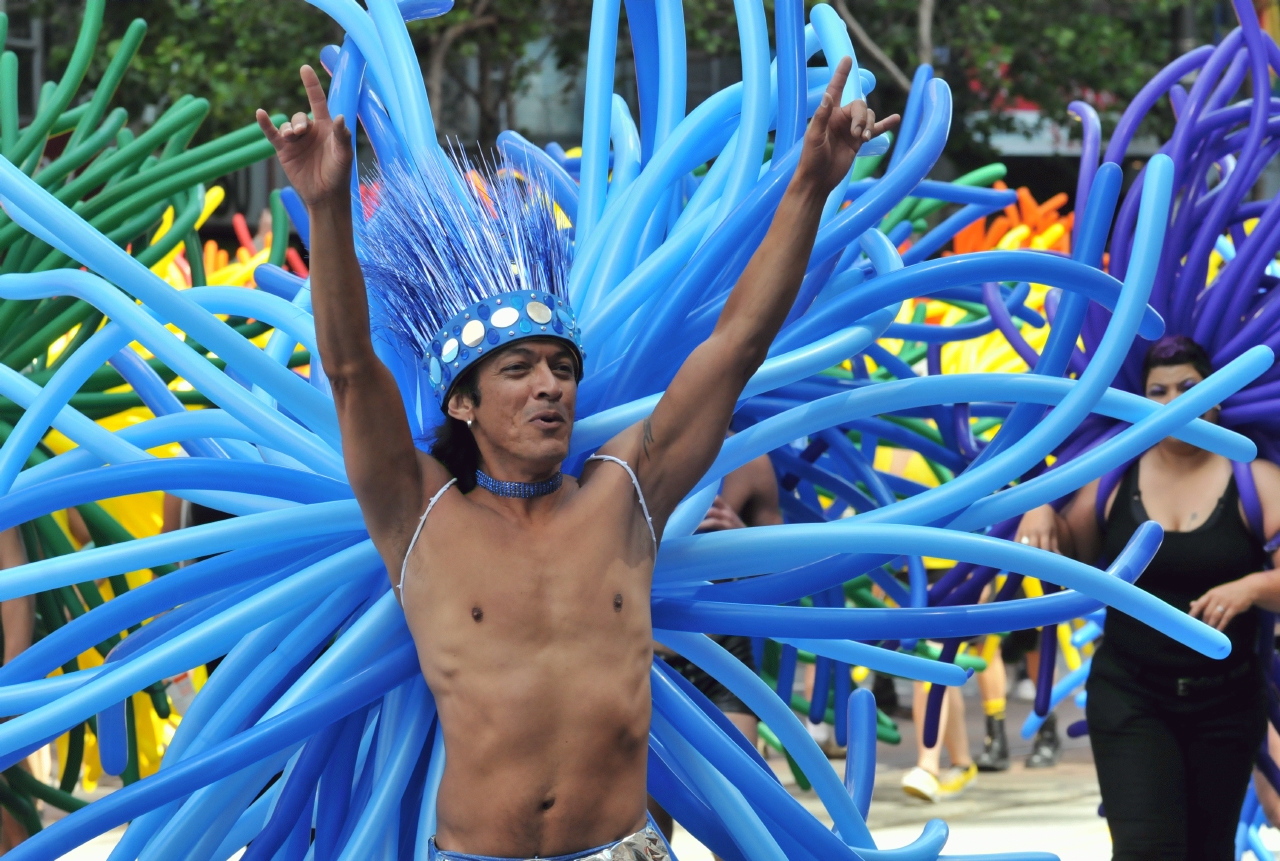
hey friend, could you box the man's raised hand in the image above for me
[255,65,353,209]
[796,56,900,195]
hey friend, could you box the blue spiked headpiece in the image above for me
[357,150,583,409]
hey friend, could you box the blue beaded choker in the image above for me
[474,469,563,498]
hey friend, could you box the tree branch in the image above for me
[444,63,484,104]
[426,4,498,112]
[832,0,913,93]
[918,0,936,69]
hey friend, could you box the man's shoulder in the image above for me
[417,450,458,493]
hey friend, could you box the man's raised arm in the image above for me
[605,57,898,530]
[256,67,447,572]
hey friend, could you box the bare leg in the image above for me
[65,508,91,548]
[0,528,32,664]
[913,681,945,774]
[161,493,183,533]
[974,638,1010,771]
[0,526,32,845]
[725,712,759,749]
[942,686,972,768]
[1026,648,1041,683]
[0,810,24,851]
[976,643,1007,705]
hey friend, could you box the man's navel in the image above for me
[471,606,483,622]
[613,593,624,612]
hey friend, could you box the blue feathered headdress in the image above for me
[357,149,582,408]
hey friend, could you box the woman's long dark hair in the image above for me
[429,368,480,493]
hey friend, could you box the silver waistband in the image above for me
[431,823,669,861]
[589,824,669,861]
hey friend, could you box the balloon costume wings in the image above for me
[0,1,1275,860]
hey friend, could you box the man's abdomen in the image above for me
[423,632,652,857]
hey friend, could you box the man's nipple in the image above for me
[471,606,483,622]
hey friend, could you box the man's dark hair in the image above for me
[429,366,481,493]
[1142,334,1213,388]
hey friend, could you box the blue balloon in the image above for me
[0,3,1270,859]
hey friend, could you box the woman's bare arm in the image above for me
[1190,460,1280,628]
[1013,478,1103,563]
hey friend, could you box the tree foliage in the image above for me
[40,0,593,147]
[650,1,1224,162]
[37,0,1231,157]
[406,0,593,145]
[41,0,343,142]
[894,0,1207,160]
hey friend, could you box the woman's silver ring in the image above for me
[1020,536,1030,544]
[1215,605,1226,613]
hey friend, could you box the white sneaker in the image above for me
[938,763,978,797]
[901,766,940,802]
[806,720,832,744]
[1013,678,1037,702]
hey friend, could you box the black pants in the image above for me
[1086,648,1266,861]
[662,635,756,716]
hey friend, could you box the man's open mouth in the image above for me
[530,411,565,428]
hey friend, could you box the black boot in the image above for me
[1025,712,1062,768]
[873,673,911,719]
[975,715,1010,772]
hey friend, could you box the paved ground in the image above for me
[46,681,1114,860]
[671,682,1112,861]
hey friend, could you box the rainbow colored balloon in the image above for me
[0,1,1275,860]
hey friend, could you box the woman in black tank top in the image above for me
[1015,336,1280,861]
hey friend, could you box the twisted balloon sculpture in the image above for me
[0,1,1271,860]
[0,0,317,825]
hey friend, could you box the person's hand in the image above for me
[255,65,352,209]
[1015,504,1061,554]
[795,56,900,196]
[1190,575,1260,631]
[697,496,747,533]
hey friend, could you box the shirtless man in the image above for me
[257,58,896,858]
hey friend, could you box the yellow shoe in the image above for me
[901,766,940,802]
[937,763,978,798]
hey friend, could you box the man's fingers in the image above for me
[300,64,332,122]
[860,108,875,141]
[288,112,310,139]
[872,114,902,136]
[845,102,865,137]
[825,56,853,103]
[255,109,284,148]
[810,91,836,134]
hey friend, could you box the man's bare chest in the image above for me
[403,491,651,634]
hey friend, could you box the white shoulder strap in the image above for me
[586,455,657,554]
[398,478,457,603]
